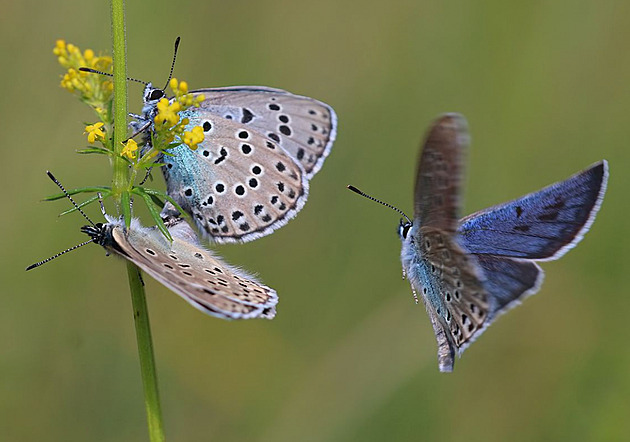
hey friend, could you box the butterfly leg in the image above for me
[411,287,419,304]
[139,167,153,185]
[126,120,152,142]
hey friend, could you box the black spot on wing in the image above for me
[241,108,254,123]
[544,199,566,210]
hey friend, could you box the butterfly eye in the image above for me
[148,89,165,101]
[398,219,412,239]
[403,225,412,238]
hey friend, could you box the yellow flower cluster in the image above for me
[169,78,205,107]
[54,40,113,122]
[183,126,204,151]
[155,99,182,127]
[151,77,205,151]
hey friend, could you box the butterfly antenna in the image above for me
[162,36,181,91]
[347,185,411,224]
[78,67,148,86]
[47,171,95,226]
[26,239,95,271]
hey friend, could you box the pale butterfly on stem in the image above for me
[27,172,278,320]
[349,113,608,372]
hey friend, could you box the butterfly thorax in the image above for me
[400,223,449,316]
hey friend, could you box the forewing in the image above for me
[414,114,469,232]
[163,110,307,243]
[109,223,277,320]
[458,161,608,260]
[192,87,337,177]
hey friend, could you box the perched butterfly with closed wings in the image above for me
[129,37,337,243]
[27,172,277,320]
[349,114,608,372]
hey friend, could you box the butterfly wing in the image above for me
[163,110,308,243]
[406,114,493,371]
[413,113,470,232]
[473,255,543,320]
[107,219,277,320]
[458,161,608,260]
[407,227,490,372]
[190,87,337,177]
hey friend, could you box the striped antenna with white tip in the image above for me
[347,185,411,224]
[77,67,148,86]
[47,171,95,225]
[162,36,181,91]
[26,172,100,270]
[26,239,95,271]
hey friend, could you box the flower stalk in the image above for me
[110,1,165,441]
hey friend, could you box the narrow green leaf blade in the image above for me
[138,192,172,242]
[44,186,111,201]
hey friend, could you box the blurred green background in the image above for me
[2,0,629,441]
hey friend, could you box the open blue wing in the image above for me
[457,161,608,261]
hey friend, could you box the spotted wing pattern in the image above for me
[162,111,307,243]
[107,219,277,320]
[411,226,490,371]
[191,86,337,177]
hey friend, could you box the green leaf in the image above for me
[76,146,113,155]
[44,186,111,201]
[137,188,189,219]
[131,187,163,208]
[137,191,172,242]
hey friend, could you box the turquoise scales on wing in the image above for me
[140,86,337,244]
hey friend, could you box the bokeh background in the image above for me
[2,1,629,441]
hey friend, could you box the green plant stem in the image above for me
[111,0,129,209]
[111,1,165,441]
[127,262,165,442]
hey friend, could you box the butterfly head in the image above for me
[141,83,166,117]
[143,83,165,104]
[81,223,109,246]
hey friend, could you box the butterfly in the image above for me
[27,172,277,320]
[349,114,608,372]
[131,40,337,243]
